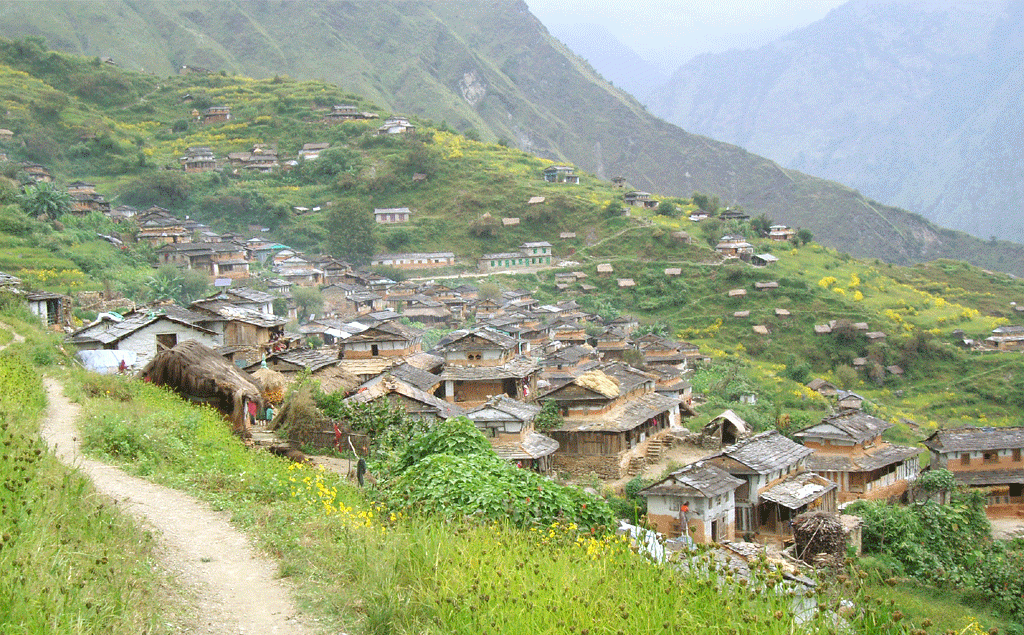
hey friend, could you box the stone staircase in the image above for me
[625,433,677,477]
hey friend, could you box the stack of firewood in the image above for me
[792,511,846,567]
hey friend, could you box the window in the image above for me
[983,452,998,464]
[1014,448,1021,462]
[668,499,680,512]
[156,333,177,351]
[961,453,971,465]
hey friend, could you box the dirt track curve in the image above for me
[39,377,320,635]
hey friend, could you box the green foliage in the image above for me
[291,285,323,320]
[144,264,209,304]
[391,416,493,473]
[533,399,564,432]
[16,181,70,218]
[325,200,375,266]
[119,171,192,209]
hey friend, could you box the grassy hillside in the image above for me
[2,4,1024,275]
[1,43,1023,439]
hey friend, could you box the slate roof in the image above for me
[951,468,1024,486]
[805,444,921,473]
[491,432,560,460]
[794,411,893,444]
[439,356,539,381]
[434,326,517,352]
[223,287,276,304]
[759,472,836,510]
[922,426,1024,453]
[716,430,812,474]
[466,394,542,423]
[189,300,287,328]
[640,461,744,499]
[557,391,679,433]
[360,362,441,393]
[251,348,339,373]
[345,375,464,419]
[70,306,216,345]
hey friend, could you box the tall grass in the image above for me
[70,372,963,635]
[0,353,176,635]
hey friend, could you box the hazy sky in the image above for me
[524,0,848,71]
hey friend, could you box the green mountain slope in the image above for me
[1,2,1023,277]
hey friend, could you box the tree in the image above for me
[655,201,679,218]
[533,400,564,432]
[750,213,773,237]
[477,281,501,302]
[17,182,70,218]
[796,228,814,245]
[292,286,324,321]
[603,200,623,217]
[691,192,720,214]
[325,201,375,266]
[145,265,210,305]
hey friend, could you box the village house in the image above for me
[275,256,324,287]
[204,287,276,315]
[188,299,287,349]
[66,181,111,215]
[542,165,580,184]
[377,116,415,134]
[373,207,412,224]
[297,142,330,160]
[751,254,779,267]
[477,241,553,273]
[794,411,921,504]
[466,395,560,473]
[542,362,681,480]
[26,291,69,329]
[345,374,462,421]
[701,410,750,447]
[243,347,340,379]
[433,326,538,406]
[718,208,750,221]
[202,105,231,124]
[69,305,220,369]
[985,325,1024,351]
[922,426,1024,516]
[768,225,796,242]
[633,333,703,370]
[227,146,279,173]
[715,235,754,259]
[329,290,383,318]
[370,252,455,270]
[641,461,745,543]
[624,191,657,208]
[156,242,250,279]
[181,146,218,173]
[21,163,53,183]
[706,430,838,546]
[339,321,423,359]
[325,104,358,122]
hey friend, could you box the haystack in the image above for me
[251,364,288,405]
[792,511,846,567]
[575,370,619,398]
[139,340,261,434]
[313,365,361,395]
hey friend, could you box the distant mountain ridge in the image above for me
[649,0,1024,244]
[1,0,1024,275]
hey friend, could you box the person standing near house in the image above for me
[247,399,258,427]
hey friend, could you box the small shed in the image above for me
[596,263,614,275]
[664,267,682,277]
[617,278,636,288]
[559,231,576,240]
[139,340,261,433]
[752,325,769,335]
[502,217,520,227]
[528,196,546,205]
[728,288,747,298]
[703,409,750,446]
[752,254,779,267]
[732,310,750,318]
[755,281,779,291]
[774,308,791,317]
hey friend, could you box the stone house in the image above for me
[339,321,423,360]
[794,411,921,504]
[922,426,1024,516]
[345,374,462,421]
[641,461,744,543]
[707,431,837,546]
[181,146,218,172]
[768,225,795,241]
[542,362,680,480]
[69,305,219,369]
[377,116,415,134]
[202,106,231,124]
[477,242,553,273]
[542,165,579,184]
[373,207,412,224]
[466,395,559,473]
[370,252,455,269]
[715,235,754,259]
[434,327,538,406]
[623,191,657,208]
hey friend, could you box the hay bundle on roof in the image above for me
[251,364,288,404]
[575,370,619,398]
[139,340,261,434]
[792,511,846,567]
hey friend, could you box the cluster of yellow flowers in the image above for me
[285,463,397,530]
[23,268,86,287]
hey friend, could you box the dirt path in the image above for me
[39,378,321,635]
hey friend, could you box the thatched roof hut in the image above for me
[314,365,361,394]
[139,340,261,433]
[251,364,288,404]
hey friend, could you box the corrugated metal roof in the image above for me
[759,472,836,509]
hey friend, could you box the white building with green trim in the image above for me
[478,241,553,272]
